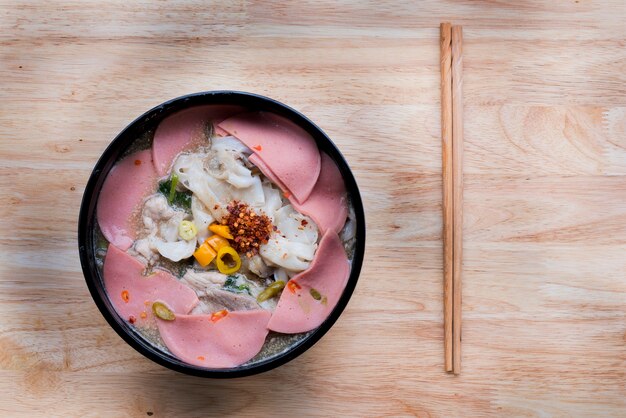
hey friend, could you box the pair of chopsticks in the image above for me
[440,22,463,375]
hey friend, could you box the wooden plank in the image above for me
[0,0,625,416]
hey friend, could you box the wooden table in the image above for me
[1,1,625,416]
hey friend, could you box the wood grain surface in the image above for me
[1,1,625,417]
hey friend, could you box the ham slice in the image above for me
[291,153,348,234]
[156,310,271,368]
[218,112,321,203]
[152,105,244,176]
[97,149,156,251]
[250,152,348,233]
[248,153,289,193]
[103,244,199,326]
[214,126,230,137]
[268,231,350,333]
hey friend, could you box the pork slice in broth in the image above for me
[182,269,260,313]
[191,287,260,314]
[181,269,228,290]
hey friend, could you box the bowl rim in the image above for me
[78,90,366,378]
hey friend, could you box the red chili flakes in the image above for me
[140,311,147,319]
[121,290,130,303]
[223,201,273,256]
[283,191,292,199]
[134,159,141,166]
[253,144,263,151]
[301,219,308,226]
[287,281,302,294]
[211,309,228,323]
[197,356,206,361]
[128,315,136,324]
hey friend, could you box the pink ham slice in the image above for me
[97,149,156,251]
[152,105,244,176]
[248,153,289,193]
[291,153,348,234]
[156,310,271,368]
[268,231,350,333]
[218,112,321,203]
[214,126,230,137]
[250,152,348,234]
[103,244,199,326]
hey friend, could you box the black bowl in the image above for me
[78,91,366,378]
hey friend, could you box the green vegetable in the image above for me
[168,173,179,203]
[152,301,175,321]
[158,176,191,210]
[257,281,286,303]
[223,275,252,296]
[178,220,197,240]
[310,288,322,301]
[96,233,109,251]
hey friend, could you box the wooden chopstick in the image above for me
[451,25,464,375]
[440,22,454,373]
[441,23,464,374]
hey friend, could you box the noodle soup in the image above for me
[94,105,357,369]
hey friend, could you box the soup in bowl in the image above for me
[78,91,365,377]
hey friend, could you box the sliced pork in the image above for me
[156,310,271,368]
[102,245,199,325]
[250,153,348,234]
[191,287,260,314]
[218,112,321,203]
[268,231,350,333]
[290,153,348,234]
[152,105,244,176]
[97,149,156,251]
